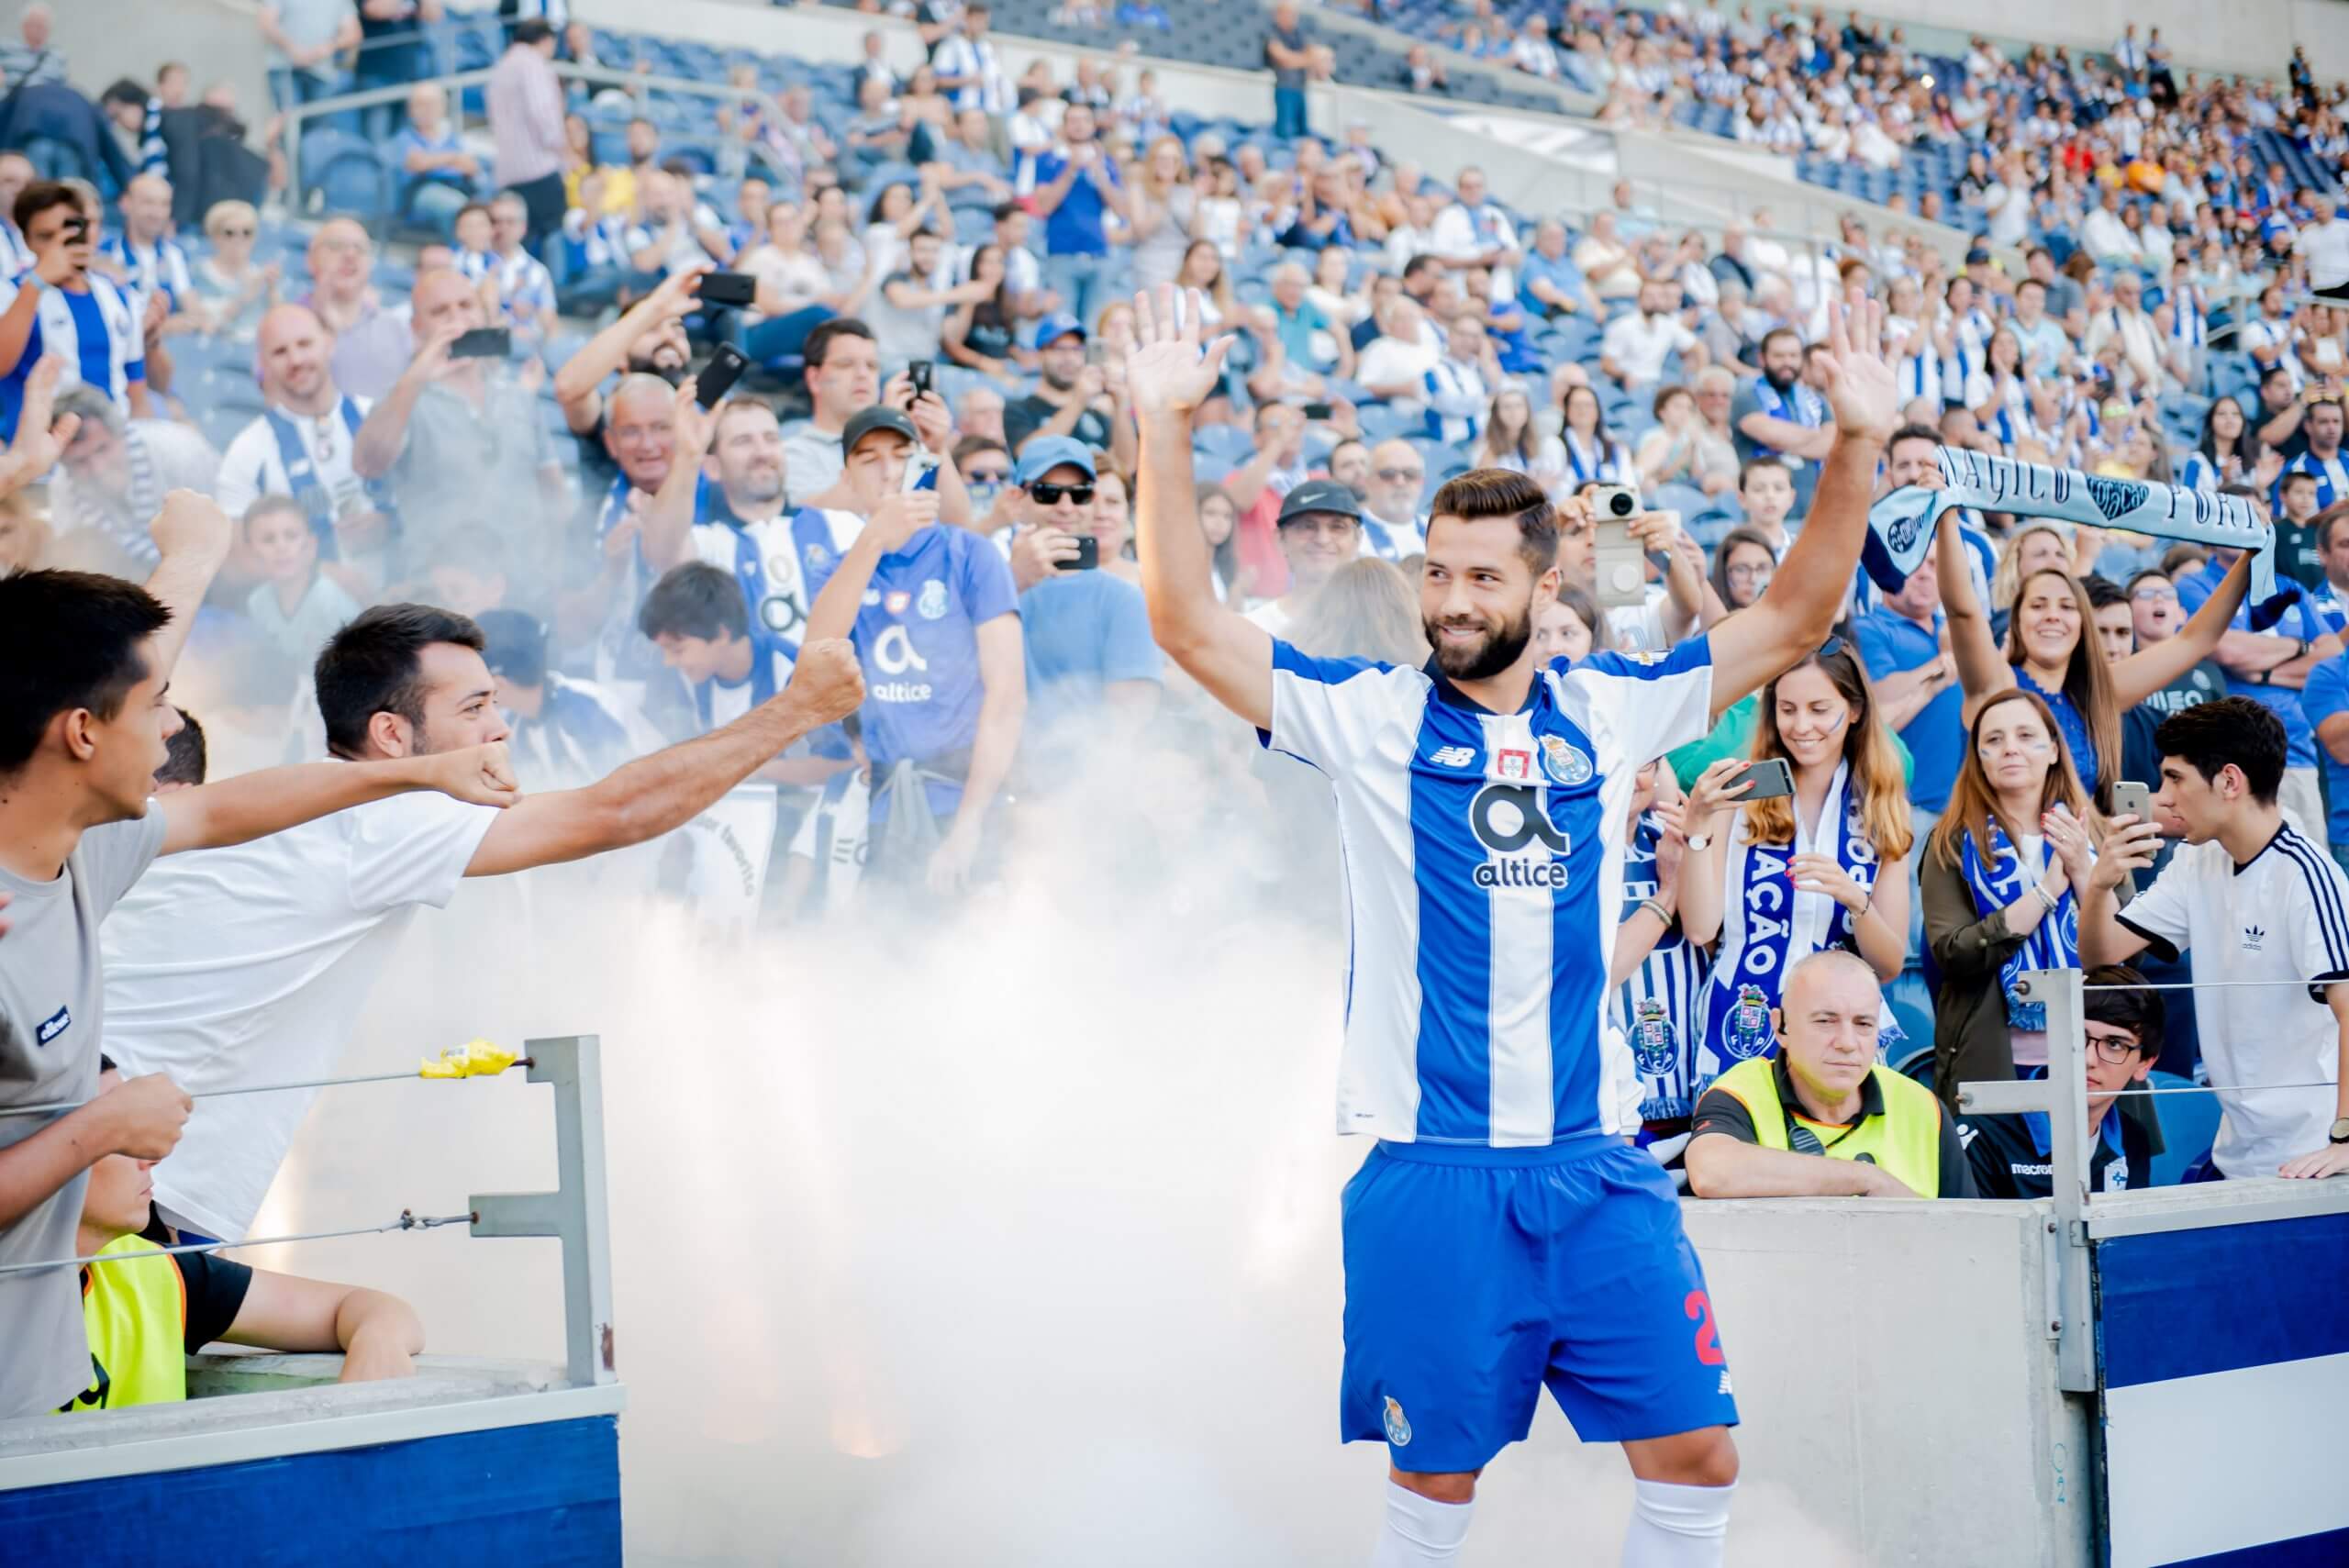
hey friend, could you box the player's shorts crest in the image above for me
[1726,984,1774,1061]
[1540,734,1593,787]
[1383,1396,1413,1447]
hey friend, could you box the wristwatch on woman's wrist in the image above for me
[1686,831,1712,852]
[2329,1117,2349,1146]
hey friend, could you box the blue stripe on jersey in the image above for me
[62,290,116,397]
[1543,710,1610,1141]
[1409,700,1495,1140]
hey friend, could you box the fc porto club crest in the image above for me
[1540,734,1593,787]
[1382,1396,1413,1447]
[1632,998,1676,1075]
[917,578,949,620]
[1725,984,1774,1061]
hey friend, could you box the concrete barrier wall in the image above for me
[1682,1198,2095,1568]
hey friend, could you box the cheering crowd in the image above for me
[2,0,2348,1426]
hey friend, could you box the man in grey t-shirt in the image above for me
[0,493,524,1416]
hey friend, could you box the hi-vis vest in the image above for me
[1709,1057,1948,1197]
[56,1235,188,1413]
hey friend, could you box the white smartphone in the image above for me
[1594,517,1648,608]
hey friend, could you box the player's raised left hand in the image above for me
[1128,284,1232,419]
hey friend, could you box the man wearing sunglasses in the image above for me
[1010,436,1162,767]
[1953,967,2159,1199]
[1361,438,1430,562]
[0,181,151,441]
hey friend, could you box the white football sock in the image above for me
[1368,1479,1475,1567]
[1620,1478,1735,1568]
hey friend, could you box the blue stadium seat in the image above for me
[300,131,389,220]
[2145,1071,2221,1186]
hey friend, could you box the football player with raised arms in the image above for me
[1124,283,1902,1568]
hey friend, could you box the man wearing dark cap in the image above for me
[1011,436,1162,765]
[1244,477,1364,640]
[1003,313,1130,472]
[477,607,648,792]
[802,405,1025,894]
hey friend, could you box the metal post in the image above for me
[1954,969,2095,1393]
[471,1035,618,1388]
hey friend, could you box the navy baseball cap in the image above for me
[841,404,919,453]
[1277,477,1364,526]
[1012,436,1097,487]
[1035,312,1086,348]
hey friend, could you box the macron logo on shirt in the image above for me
[36,1005,70,1045]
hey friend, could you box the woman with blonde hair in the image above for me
[1174,239,1233,327]
[1681,641,1915,1071]
[1987,523,2072,617]
[191,200,278,341]
[1128,134,1197,294]
[1289,557,1428,665]
[1922,687,2100,1100]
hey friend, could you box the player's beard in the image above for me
[1425,597,1533,682]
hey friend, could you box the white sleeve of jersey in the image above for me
[1263,640,1419,775]
[1551,635,1716,770]
[2283,836,2349,998]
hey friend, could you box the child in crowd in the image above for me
[241,495,362,665]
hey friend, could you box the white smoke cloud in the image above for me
[250,743,1861,1566]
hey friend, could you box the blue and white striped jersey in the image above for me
[1264,635,1716,1146]
[1611,810,1712,1125]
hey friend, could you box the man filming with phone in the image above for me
[354,269,566,567]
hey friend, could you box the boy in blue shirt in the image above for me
[805,406,1025,894]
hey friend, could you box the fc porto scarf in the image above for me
[1958,817,2080,1031]
[1864,447,2276,603]
[1698,762,1899,1068]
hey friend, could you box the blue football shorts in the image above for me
[1339,1135,1739,1474]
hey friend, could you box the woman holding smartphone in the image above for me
[1920,688,2099,1101]
[1680,641,1915,1071]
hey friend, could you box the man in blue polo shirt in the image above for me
[1019,102,1127,335]
[0,182,150,439]
[805,405,1025,894]
[1009,435,1162,776]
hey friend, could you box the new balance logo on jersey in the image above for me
[1430,746,1475,768]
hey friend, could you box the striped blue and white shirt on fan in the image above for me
[1611,810,1712,1128]
[0,273,146,439]
[99,234,193,313]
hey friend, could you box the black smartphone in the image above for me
[908,359,933,397]
[1067,535,1100,571]
[696,344,751,408]
[1301,401,1334,420]
[1730,758,1796,800]
[450,327,511,361]
[697,271,759,308]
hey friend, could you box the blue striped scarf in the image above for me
[1959,816,2079,1030]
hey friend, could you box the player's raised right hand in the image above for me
[1128,284,1232,418]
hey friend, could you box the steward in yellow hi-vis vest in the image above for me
[56,1235,253,1414]
[1694,1054,1970,1197]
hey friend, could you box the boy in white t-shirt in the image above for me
[2077,697,2349,1180]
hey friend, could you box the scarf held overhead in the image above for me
[1862,447,2276,603]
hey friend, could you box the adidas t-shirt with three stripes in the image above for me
[2118,822,2349,1178]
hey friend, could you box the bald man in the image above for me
[216,304,395,575]
[98,174,194,327]
[353,269,565,559]
[301,218,413,398]
[1359,438,1430,559]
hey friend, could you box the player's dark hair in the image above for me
[2154,695,2287,805]
[1429,468,1555,575]
[801,317,874,372]
[156,708,207,788]
[315,604,486,760]
[0,571,172,777]
[638,562,750,643]
[2082,965,2164,1060]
